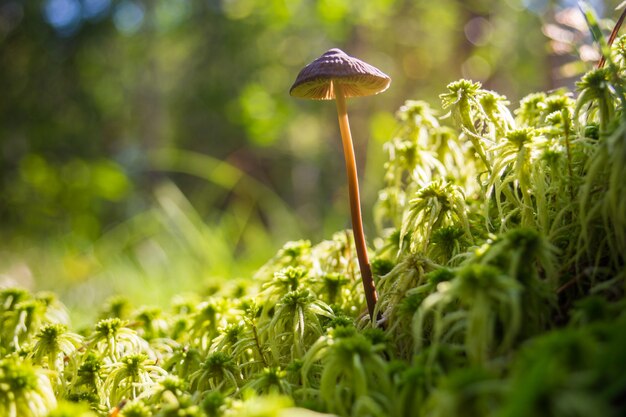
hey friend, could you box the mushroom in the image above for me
[290,48,391,322]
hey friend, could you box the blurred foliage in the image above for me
[0,0,623,310]
[0,0,600,240]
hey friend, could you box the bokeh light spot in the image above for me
[82,0,110,20]
[113,0,145,35]
[464,17,493,46]
[317,0,349,22]
[240,84,276,121]
[92,160,131,201]
[44,0,81,30]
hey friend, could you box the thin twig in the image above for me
[597,6,626,68]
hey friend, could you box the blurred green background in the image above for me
[0,0,617,323]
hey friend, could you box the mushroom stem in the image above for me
[333,81,378,321]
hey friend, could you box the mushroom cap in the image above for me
[290,48,391,100]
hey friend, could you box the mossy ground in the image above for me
[2,23,626,417]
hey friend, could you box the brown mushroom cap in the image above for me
[289,48,391,100]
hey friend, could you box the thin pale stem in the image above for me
[333,81,378,321]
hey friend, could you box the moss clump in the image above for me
[3,30,626,417]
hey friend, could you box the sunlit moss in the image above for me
[2,39,626,417]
